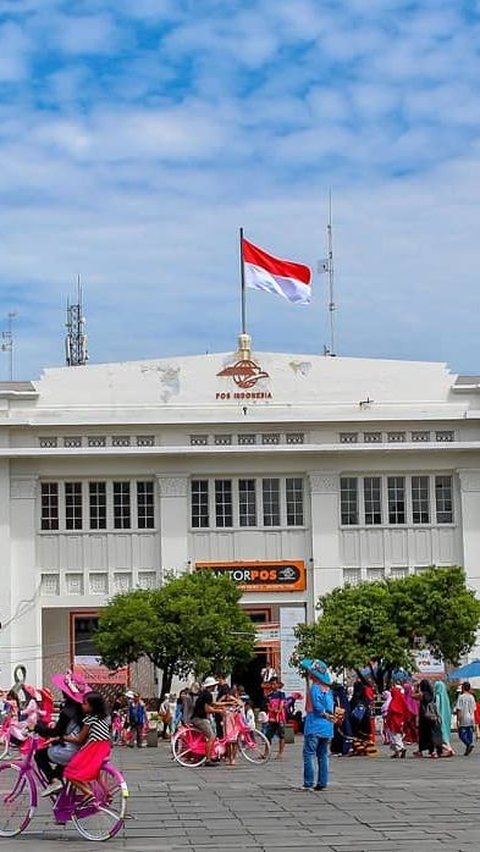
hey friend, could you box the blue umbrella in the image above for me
[447,660,480,680]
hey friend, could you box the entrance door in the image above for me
[232,651,268,708]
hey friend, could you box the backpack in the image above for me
[351,703,366,722]
[424,700,439,723]
[268,697,286,723]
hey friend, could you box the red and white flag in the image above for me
[242,237,312,305]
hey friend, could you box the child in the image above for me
[63,692,111,803]
[244,700,256,731]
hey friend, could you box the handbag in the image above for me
[423,701,439,723]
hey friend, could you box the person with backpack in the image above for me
[264,677,287,759]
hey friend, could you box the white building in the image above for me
[1,339,480,696]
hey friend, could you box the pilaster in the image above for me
[308,472,343,610]
[156,475,189,576]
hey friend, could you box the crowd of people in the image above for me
[1,663,478,801]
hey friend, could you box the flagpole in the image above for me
[239,227,247,335]
[327,190,336,356]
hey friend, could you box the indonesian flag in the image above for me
[242,237,312,305]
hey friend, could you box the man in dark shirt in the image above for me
[191,676,220,765]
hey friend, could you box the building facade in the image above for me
[1,345,480,694]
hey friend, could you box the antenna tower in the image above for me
[65,276,88,367]
[1,312,17,380]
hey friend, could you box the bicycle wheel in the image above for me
[71,764,127,841]
[172,729,206,767]
[238,730,271,764]
[0,762,35,837]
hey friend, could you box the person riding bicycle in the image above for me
[191,676,224,766]
[63,691,112,805]
[35,670,89,797]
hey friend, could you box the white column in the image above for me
[8,475,42,687]
[308,472,343,613]
[458,470,480,595]
[156,475,189,577]
[0,461,11,688]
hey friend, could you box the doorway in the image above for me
[232,651,268,708]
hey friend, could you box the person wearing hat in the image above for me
[35,670,89,797]
[191,676,223,765]
[300,659,335,791]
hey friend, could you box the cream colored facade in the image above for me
[0,349,479,691]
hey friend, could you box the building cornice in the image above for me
[0,441,479,459]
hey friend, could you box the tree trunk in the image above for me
[160,665,174,699]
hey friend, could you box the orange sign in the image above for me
[196,560,306,593]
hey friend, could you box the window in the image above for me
[286,478,304,526]
[63,436,82,448]
[343,567,361,585]
[239,479,256,527]
[411,476,430,524]
[191,480,209,528]
[89,482,106,530]
[215,480,233,527]
[111,436,131,447]
[435,475,453,523]
[113,482,131,529]
[435,430,454,443]
[137,481,154,529]
[411,431,430,442]
[387,476,405,524]
[65,482,82,530]
[364,477,382,525]
[262,478,280,526]
[41,482,59,531]
[340,477,358,525]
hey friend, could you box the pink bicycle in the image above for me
[172,709,271,767]
[0,734,128,841]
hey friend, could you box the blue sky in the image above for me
[0,0,479,378]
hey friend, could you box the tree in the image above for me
[293,566,480,691]
[94,570,257,697]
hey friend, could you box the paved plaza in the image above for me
[3,738,480,851]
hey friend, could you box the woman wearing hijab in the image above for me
[386,684,407,758]
[434,680,454,756]
[330,684,352,755]
[349,681,371,740]
[413,679,443,758]
[403,682,419,744]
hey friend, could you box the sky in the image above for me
[0,0,479,379]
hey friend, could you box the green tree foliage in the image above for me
[94,570,256,696]
[293,567,480,690]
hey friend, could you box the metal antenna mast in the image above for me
[65,275,88,366]
[1,311,17,380]
[327,190,337,356]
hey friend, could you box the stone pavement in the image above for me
[4,738,480,851]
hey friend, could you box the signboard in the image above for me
[195,560,306,593]
[280,606,306,698]
[255,624,280,646]
[413,649,445,678]
[73,658,129,685]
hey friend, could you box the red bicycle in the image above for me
[171,708,270,768]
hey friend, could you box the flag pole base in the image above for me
[237,333,252,361]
